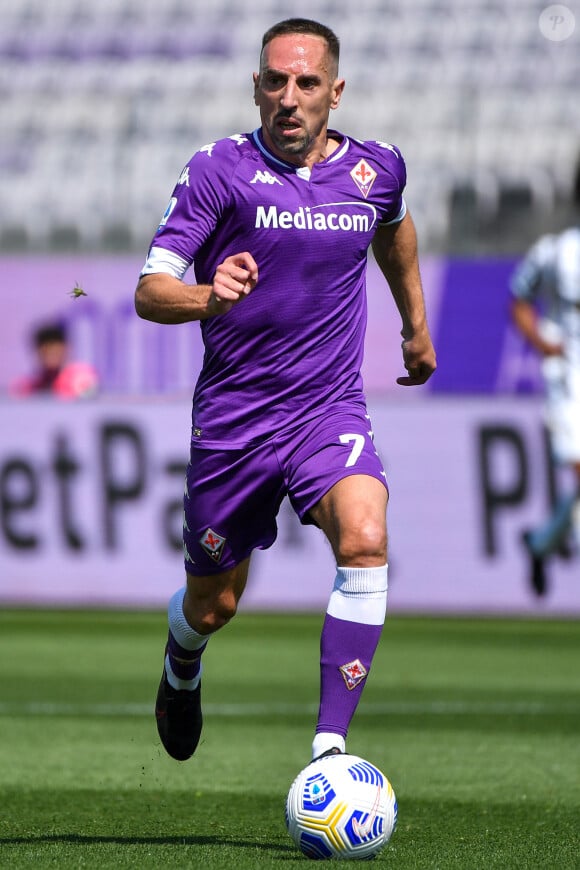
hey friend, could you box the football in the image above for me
[285,753,397,860]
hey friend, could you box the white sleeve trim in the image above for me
[140,246,191,280]
[379,197,407,226]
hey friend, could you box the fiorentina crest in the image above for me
[339,658,368,690]
[350,159,377,198]
[199,528,226,563]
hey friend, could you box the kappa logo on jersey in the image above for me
[339,658,368,690]
[198,135,246,158]
[177,166,190,186]
[375,140,399,156]
[199,528,226,563]
[350,159,377,198]
[250,170,283,186]
[183,543,195,565]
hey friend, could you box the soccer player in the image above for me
[135,18,436,762]
[510,169,580,596]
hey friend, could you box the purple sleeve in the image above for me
[378,142,407,224]
[152,143,234,262]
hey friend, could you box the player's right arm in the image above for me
[136,138,258,324]
[135,252,258,324]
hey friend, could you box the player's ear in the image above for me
[330,78,345,110]
[253,72,260,105]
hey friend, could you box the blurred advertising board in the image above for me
[0,396,577,614]
[0,254,541,398]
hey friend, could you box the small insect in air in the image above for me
[69,282,87,299]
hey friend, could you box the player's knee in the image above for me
[337,520,387,565]
[184,589,238,634]
[211,598,238,631]
[202,590,240,633]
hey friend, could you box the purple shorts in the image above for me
[183,403,387,575]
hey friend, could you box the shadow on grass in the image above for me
[0,833,295,853]
[3,798,580,868]
[0,789,297,858]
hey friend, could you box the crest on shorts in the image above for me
[199,528,226,563]
[339,658,368,690]
[350,159,377,198]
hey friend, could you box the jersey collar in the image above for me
[252,128,350,175]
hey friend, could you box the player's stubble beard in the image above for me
[269,112,312,159]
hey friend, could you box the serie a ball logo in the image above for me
[285,754,397,860]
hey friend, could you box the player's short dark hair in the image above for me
[32,322,67,348]
[261,18,340,70]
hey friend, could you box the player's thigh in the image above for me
[282,404,388,563]
[310,474,388,564]
[183,443,285,575]
[547,401,580,466]
[310,474,388,565]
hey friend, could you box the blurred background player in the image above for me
[10,321,99,400]
[510,159,580,595]
[136,18,436,763]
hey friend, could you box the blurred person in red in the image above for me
[10,321,98,400]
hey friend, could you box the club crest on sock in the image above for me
[339,658,368,690]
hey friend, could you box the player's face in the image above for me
[253,34,345,167]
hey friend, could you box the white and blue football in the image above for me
[285,753,397,860]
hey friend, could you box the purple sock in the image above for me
[166,630,206,682]
[316,613,383,739]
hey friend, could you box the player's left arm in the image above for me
[509,237,563,357]
[371,210,436,386]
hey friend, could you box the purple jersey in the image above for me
[144,129,406,448]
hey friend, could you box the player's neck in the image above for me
[324,133,342,158]
[260,128,343,170]
[302,133,343,168]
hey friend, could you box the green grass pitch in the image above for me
[0,609,579,868]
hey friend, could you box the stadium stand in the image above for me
[0,0,578,253]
